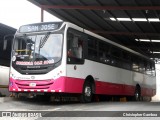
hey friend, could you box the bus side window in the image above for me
[99,41,110,63]
[87,36,98,60]
[122,51,131,70]
[139,59,145,73]
[132,55,139,72]
[67,29,85,64]
[110,46,122,67]
[73,36,83,59]
[145,61,153,75]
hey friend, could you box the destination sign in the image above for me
[19,22,62,33]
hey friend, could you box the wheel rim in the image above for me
[135,93,139,100]
[135,91,139,101]
[84,86,91,97]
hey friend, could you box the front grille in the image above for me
[21,67,48,70]
[20,66,50,75]
[15,80,54,89]
[14,65,53,75]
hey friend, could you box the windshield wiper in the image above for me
[39,32,50,48]
[37,32,51,60]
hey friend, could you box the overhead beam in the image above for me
[91,30,160,36]
[41,5,160,10]
[149,54,160,58]
[128,46,160,49]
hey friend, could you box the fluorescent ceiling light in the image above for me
[139,39,150,42]
[132,18,147,22]
[151,40,160,42]
[110,17,116,21]
[153,52,160,54]
[148,18,159,22]
[135,39,160,42]
[110,17,160,22]
[117,18,131,21]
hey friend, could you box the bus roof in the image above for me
[17,21,153,62]
[65,22,153,61]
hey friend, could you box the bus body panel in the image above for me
[9,22,156,98]
[66,60,156,96]
[9,76,84,93]
[0,65,9,87]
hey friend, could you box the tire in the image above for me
[149,97,152,102]
[80,81,93,103]
[147,97,152,102]
[134,87,141,101]
[14,93,19,99]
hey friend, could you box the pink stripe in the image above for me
[9,77,155,97]
[95,81,135,95]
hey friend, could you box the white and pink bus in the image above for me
[9,22,156,102]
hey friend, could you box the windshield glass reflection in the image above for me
[13,34,63,66]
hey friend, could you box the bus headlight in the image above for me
[9,81,13,87]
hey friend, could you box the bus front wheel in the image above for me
[80,81,93,103]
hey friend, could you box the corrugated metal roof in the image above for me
[28,0,160,59]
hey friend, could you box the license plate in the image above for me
[29,83,36,87]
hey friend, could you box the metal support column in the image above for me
[41,8,44,22]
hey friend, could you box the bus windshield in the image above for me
[12,33,63,66]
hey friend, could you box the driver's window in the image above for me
[67,31,83,59]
